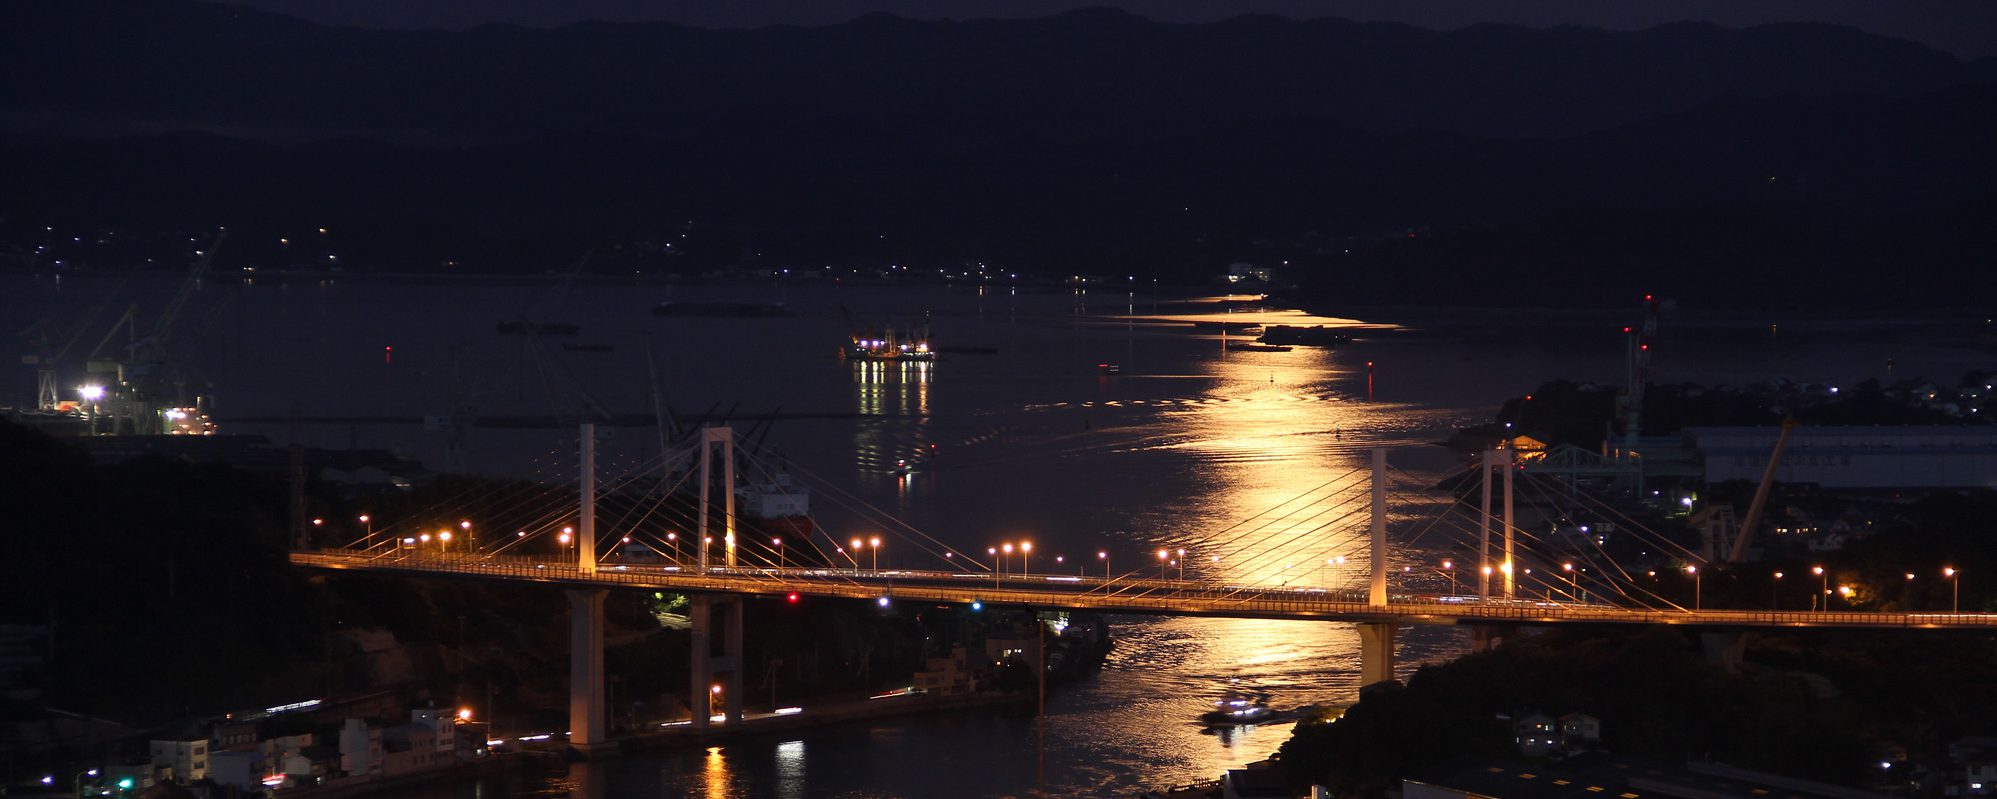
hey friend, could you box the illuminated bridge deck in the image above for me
[290,551,1997,630]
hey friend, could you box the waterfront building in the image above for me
[381,723,443,777]
[148,738,209,783]
[409,708,457,754]
[913,645,976,696]
[338,718,384,777]
[205,750,264,792]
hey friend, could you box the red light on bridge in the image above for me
[787,592,800,604]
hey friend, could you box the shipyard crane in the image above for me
[80,230,226,433]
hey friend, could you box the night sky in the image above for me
[222,0,1997,58]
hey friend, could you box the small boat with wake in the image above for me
[1200,684,1326,728]
[1200,686,1274,725]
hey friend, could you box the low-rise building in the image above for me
[205,750,265,792]
[1560,713,1602,748]
[148,739,208,783]
[381,723,444,777]
[337,718,383,777]
[914,646,976,695]
[1514,713,1560,757]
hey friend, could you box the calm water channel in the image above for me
[6,274,1989,797]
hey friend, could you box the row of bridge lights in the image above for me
[329,514,1969,613]
[1643,564,1966,612]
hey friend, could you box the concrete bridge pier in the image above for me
[566,588,608,755]
[1357,622,1398,686]
[689,595,746,728]
[1700,631,1748,672]
[1469,625,1515,653]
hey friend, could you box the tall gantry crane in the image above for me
[81,229,226,434]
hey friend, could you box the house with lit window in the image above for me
[1514,713,1560,757]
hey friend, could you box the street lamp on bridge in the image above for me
[1945,567,1960,612]
[1098,550,1109,580]
[1686,565,1700,611]
[1772,571,1784,610]
[1812,565,1827,610]
[1156,548,1169,579]
[1442,559,1456,596]
[1021,541,1033,575]
[869,536,882,571]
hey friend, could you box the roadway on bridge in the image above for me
[290,550,1997,630]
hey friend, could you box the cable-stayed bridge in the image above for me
[288,424,1995,754]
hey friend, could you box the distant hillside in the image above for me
[4,1,1994,309]
[1,0,1978,141]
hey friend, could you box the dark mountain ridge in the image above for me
[2,1,1977,141]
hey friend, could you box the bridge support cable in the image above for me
[1165,466,1368,554]
[1510,469,1675,610]
[1511,469,1706,611]
[1189,466,1376,570]
[351,441,576,552]
[1199,483,1371,578]
[1204,488,1374,597]
[774,458,1004,574]
[1376,459,1667,609]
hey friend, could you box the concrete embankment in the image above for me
[272,749,557,798]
